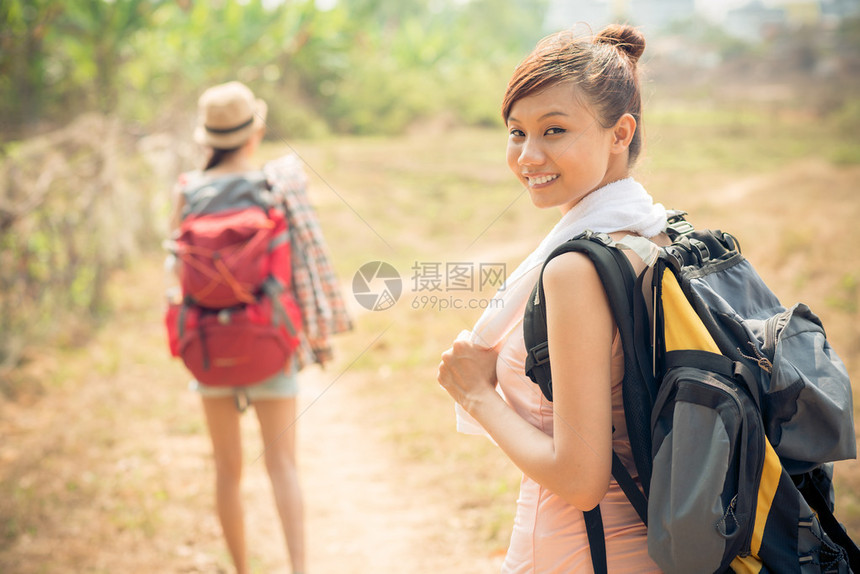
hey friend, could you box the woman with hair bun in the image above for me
[438,25,665,572]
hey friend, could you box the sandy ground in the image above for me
[0,257,508,573]
[3,159,860,572]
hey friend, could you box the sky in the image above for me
[696,0,749,20]
[696,0,823,22]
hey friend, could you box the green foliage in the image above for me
[1,0,550,139]
[4,0,860,141]
[0,0,63,130]
[0,115,163,374]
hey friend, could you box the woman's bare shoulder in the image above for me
[542,250,602,296]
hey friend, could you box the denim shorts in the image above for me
[189,363,299,402]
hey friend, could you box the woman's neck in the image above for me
[204,145,258,175]
[207,159,256,175]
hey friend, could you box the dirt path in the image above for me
[299,371,506,573]
[0,255,506,573]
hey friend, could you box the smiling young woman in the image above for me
[504,80,636,212]
[438,24,667,573]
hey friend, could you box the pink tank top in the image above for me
[497,320,661,573]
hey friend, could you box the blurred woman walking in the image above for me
[168,81,352,574]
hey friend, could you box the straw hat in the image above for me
[193,81,267,150]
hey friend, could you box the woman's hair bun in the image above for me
[594,24,646,64]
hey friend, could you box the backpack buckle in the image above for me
[663,246,686,270]
[582,230,613,246]
[666,210,694,239]
[689,238,710,264]
[527,341,550,367]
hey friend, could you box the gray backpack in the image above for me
[523,213,858,573]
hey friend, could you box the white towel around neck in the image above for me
[456,177,667,435]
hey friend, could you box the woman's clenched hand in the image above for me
[437,330,499,414]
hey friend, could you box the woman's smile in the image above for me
[526,173,559,187]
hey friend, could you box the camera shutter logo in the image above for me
[352,261,402,311]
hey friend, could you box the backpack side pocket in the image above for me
[761,303,856,472]
[648,359,764,574]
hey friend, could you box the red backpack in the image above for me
[165,172,302,386]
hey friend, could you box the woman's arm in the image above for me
[438,251,615,510]
[541,251,615,507]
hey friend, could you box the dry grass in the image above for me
[1,109,858,571]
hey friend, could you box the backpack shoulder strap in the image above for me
[525,235,637,394]
[583,507,608,574]
[524,232,657,490]
[181,171,274,218]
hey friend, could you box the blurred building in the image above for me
[724,0,787,40]
[821,0,860,23]
[723,0,859,40]
[545,0,859,38]
[544,0,614,31]
[627,0,696,31]
[545,0,696,33]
